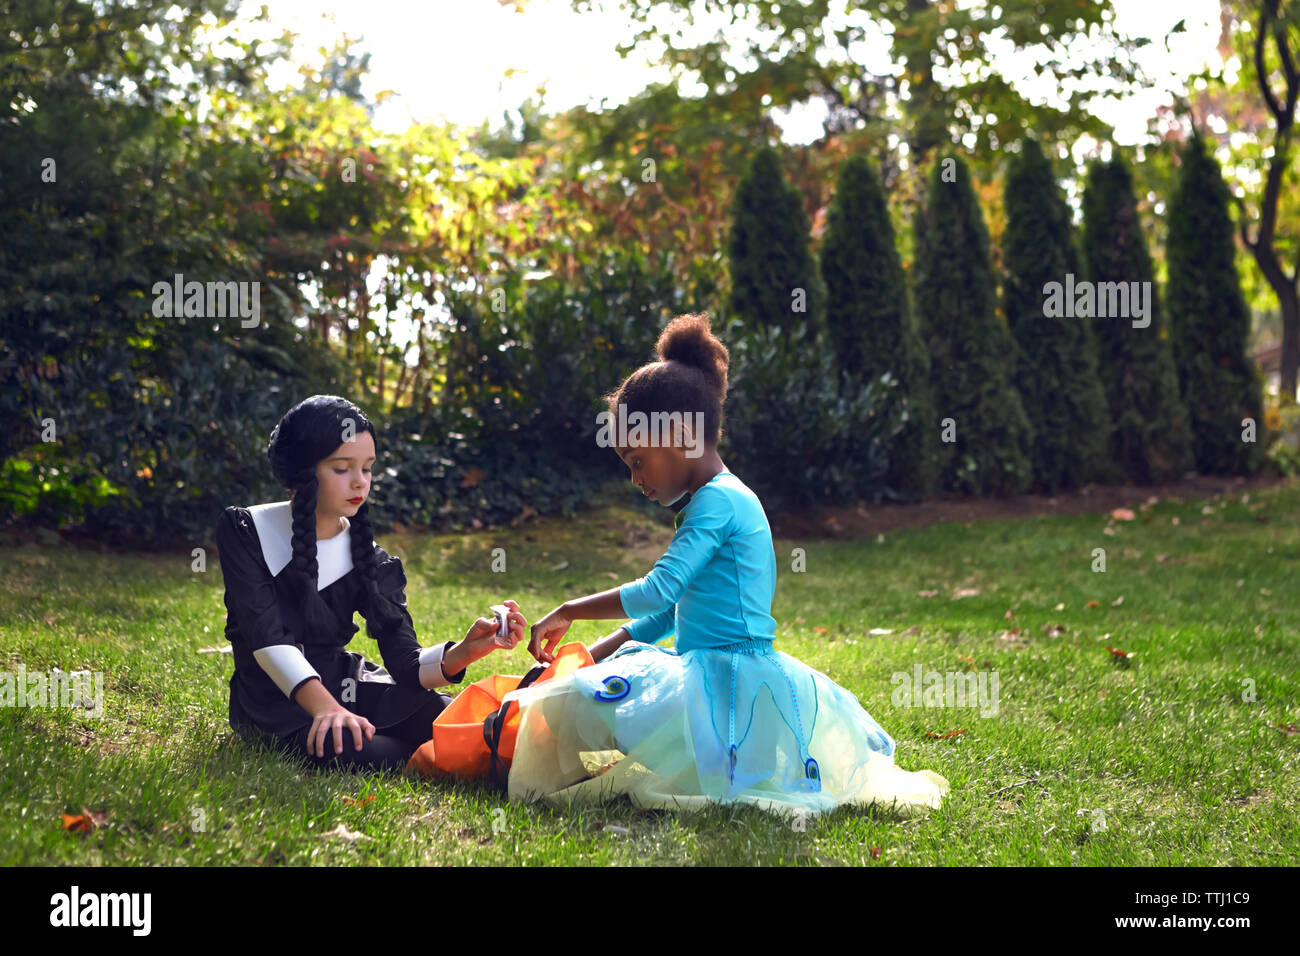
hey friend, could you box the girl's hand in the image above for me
[463,599,527,653]
[529,605,573,664]
[307,706,375,758]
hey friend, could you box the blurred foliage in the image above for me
[1,1,1289,547]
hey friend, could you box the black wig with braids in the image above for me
[265,395,405,642]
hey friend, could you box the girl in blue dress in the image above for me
[511,315,950,817]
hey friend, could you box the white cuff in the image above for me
[418,642,452,689]
[253,645,321,698]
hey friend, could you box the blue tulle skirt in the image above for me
[507,640,950,818]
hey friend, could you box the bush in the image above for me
[369,248,682,530]
[1003,139,1112,491]
[1166,134,1265,476]
[914,154,1034,496]
[718,321,903,511]
[727,146,825,338]
[1082,155,1194,483]
[3,333,335,549]
[821,153,937,499]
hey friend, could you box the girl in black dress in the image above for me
[217,395,526,772]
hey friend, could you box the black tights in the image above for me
[272,691,449,774]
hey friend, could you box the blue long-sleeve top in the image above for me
[618,471,778,653]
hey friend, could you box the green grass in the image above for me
[3,479,1298,865]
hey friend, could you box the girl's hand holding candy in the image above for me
[464,599,527,655]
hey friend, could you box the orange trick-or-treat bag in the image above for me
[406,642,594,780]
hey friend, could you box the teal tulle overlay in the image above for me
[507,641,950,818]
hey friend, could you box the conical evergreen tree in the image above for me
[1081,156,1194,483]
[727,145,825,338]
[914,154,1033,495]
[1003,139,1112,491]
[1166,133,1265,475]
[821,153,937,498]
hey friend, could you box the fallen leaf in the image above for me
[1110,508,1135,521]
[903,625,920,636]
[925,729,966,739]
[1155,554,1168,563]
[342,795,376,808]
[1111,595,1124,606]
[952,588,980,599]
[1004,609,1015,619]
[319,823,371,841]
[1086,600,1101,609]
[1260,588,1272,596]
[1104,644,1134,661]
[870,846,882,859]
[61,806,109,834]
[998,629,1022,640]
[917,589,939,598]
[62,813,93,834]
[459,467,486,489]
[1277,724,1299,736]
[41,614,56,626]
[1054,602,1065,611]
[1041,624,1066,637]
[813,626,830,634]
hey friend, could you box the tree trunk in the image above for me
[1241,0,1299,400]
[1281,282,1299,400]
[903,0,947,162]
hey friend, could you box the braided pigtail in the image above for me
[347,501,405,634]
[288,473,340,640]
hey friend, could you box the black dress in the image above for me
[216,503,466,744]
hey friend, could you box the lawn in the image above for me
[2,479,1297,866]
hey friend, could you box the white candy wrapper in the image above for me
[490,604,514,648]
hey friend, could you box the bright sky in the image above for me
[234,0,1228,148]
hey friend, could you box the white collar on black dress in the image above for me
[247,500,353,590]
